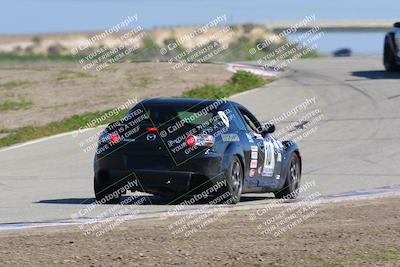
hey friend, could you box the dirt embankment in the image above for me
[0,196,399,267]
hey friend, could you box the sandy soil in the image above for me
[0,196,399,267]
[0,61,231,129]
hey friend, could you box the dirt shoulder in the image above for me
[0,195,399,267]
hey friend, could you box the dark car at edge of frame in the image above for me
[384,22,400,72]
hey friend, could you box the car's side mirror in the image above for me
[262,123,275,135]
[394,22,400,28]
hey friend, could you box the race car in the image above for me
[384,22,400,72]
[94,98,302,204]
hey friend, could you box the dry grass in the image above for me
[0,61,231,130]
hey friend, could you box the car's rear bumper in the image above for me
[95,169,224,195]
[94,149,224,194]
[94,152,225,195]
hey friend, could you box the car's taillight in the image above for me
[186,134,214,148]
[110,133,120,143]
[186,135,196,147]
[99,130,121,145]
[146,127,158,132]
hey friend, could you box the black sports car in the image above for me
[333,48,352,57]
[94,98,302,204]
[384,22,400,72]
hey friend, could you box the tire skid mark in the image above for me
[290,69,378,107]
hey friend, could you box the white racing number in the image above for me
[217,111,230,128]
[262,138,275,177]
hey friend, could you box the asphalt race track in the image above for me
[1,56,399,224]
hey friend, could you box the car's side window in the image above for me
[238,108,261,133]
[215,106,242,131]
[227,106,247,130]
[242,114,257,132]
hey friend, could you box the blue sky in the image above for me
[1,0,400,34]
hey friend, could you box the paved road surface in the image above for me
[1,56,399,224]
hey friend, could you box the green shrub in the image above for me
[181,71,268,99]
[0,109,127,148]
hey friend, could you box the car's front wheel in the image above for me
[274,153,301,199]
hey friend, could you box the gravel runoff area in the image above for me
[0,195,399,267]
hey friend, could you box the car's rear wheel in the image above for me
[94,178,121,204]
[274,153,301,199]
[384,40,400,72]
[220,156,243,204]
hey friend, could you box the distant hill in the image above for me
[0,24,285,62]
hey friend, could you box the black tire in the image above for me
[220,156,243,204]
[94,178,121,204]
[384,40,400,72]
[274,153,301,199]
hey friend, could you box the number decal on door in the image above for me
[262,140,275,177]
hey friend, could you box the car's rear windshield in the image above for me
[125,103,221,126]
